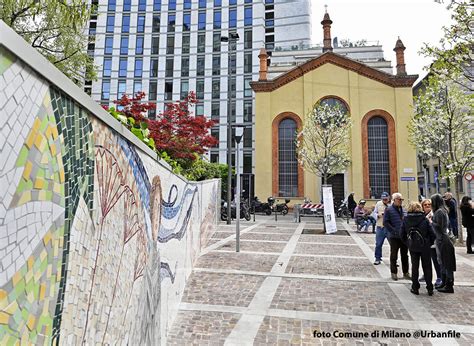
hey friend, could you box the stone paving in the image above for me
[168,215,474,345]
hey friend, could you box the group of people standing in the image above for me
[349,191,474,296]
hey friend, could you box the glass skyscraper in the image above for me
[86,0,311,174]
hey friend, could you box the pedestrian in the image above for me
[460,196,474,254]
[431,193,456,293]
[354,200,373,232]
[401,202,436,296]
[421,199,442,288]
[373,192,391,265]
[347,192,356,218]
[444,192,459,238]
[384,192,410,281]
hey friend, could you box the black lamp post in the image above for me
[221,32,239,224]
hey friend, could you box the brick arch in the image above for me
[315,95,351,116]
[272,112,304,197]
[361,109,398,199]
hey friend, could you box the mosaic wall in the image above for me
[0,42,219,344]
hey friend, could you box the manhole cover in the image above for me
[302,229,350,236]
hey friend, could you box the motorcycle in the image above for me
[268,197,290,215]
[336,199,351,219]
[250,196,273,215]
[221,200,251,221]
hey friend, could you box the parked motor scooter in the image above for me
[268,197,290,215]
[336,199,351,219]
[250,196,273,215]
[221,200,251,221]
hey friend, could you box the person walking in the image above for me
[384,193,409,281]
[444,192,459,238]
[373,192,391,265]
[347,192,356,218]
[460,196,474,254]
[431,194,456,293]
[401,202,436,296]
[421,199,442,287]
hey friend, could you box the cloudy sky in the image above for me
[310,0,453,81]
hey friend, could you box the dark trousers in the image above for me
[388,237,409,274]
[411,249,433,291]
[431,247,441,279]
[466,227,474,253]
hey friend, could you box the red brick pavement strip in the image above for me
[167,311,241,345]
[216,240,287,253]
[181,272,264,307]
[298,234,357,244]
[269,278,414,321]
[253,317,431,346]
[285,256,380,278]
[294,242,367,257]
[194,252,279,272]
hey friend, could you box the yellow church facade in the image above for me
[251,31,419,206]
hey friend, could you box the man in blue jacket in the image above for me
[384,192,409,281]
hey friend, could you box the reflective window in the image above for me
[150,59,158,77]
[196,79,204,100]
[138,0,146,11]
[367,117,390,198]
[165,58,174,77]
[213,33,221,52]
[198,12,206,30]
[119,58,127,77]
[118,80,126,98]
[212,55,220,75]
[137,15,145,33]
[167,35,175,54]
[244,7,252,26]
[120,36,129,54]
[243,100,252,122]
[197,33,206,53]
[106,15,115,33]
[184,0,191,9]
[136,36,144,54]
[214,10,221,29]
[212,78,220,99]
[134,81,142,94]
[211,102,220,121]
[105,36,114,54]
[244,53,252,73]
[197,55,205,76]
[182,35,190,53]
[244,30,252,49]
[123,0,131,11]
[108,0,116,11]
[121,15,130,33]
[229,9,237,28]
[278,119,298,196]
[153,0,161,11]
[151,36,159,54]
[214,0,221,6]
[168,14,176,32]
[103,58,112,77]
[165,81,173,100]
[169,0,176,10]
[134,58,143,77]
[183,13,191,31]
[152,15,160,32]
[149,81,157,99]
[180,80,189,99]
[181,57,189,76]
[199,0,206,8]
[196,104,204,117]
[102,80,110,100]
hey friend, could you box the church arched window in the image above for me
[367,116,390,198]
[319,97,349,115]
[278,118,298,196]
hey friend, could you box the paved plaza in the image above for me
[168,216,474,345]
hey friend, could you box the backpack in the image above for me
[407,223,426,252]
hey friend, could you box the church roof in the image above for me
[250,51,418,93]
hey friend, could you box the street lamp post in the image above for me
[234,126,244,252]
[221,32,239,225]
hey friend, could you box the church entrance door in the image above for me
[327,174,345,206]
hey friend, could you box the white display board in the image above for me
[322,185,338,234]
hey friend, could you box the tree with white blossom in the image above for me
[409,74,473,242]
[296,102,352,187]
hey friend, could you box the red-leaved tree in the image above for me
[114,91,156,122]
[148,92,217,160]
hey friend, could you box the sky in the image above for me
[310,0,454,81]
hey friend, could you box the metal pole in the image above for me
[236,141,240,252]
[226,38,233,225]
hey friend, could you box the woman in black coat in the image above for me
[401,202,436,296]
[347,192,356,218]
[460,196,474,254]
[431,194,456,293]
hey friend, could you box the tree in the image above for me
[0,0,95,84]
[409,74,473,242]
[296,102,352,186]
[148,92,218,161]
[421,1,473,91]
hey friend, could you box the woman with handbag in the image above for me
[430,194,456,293]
